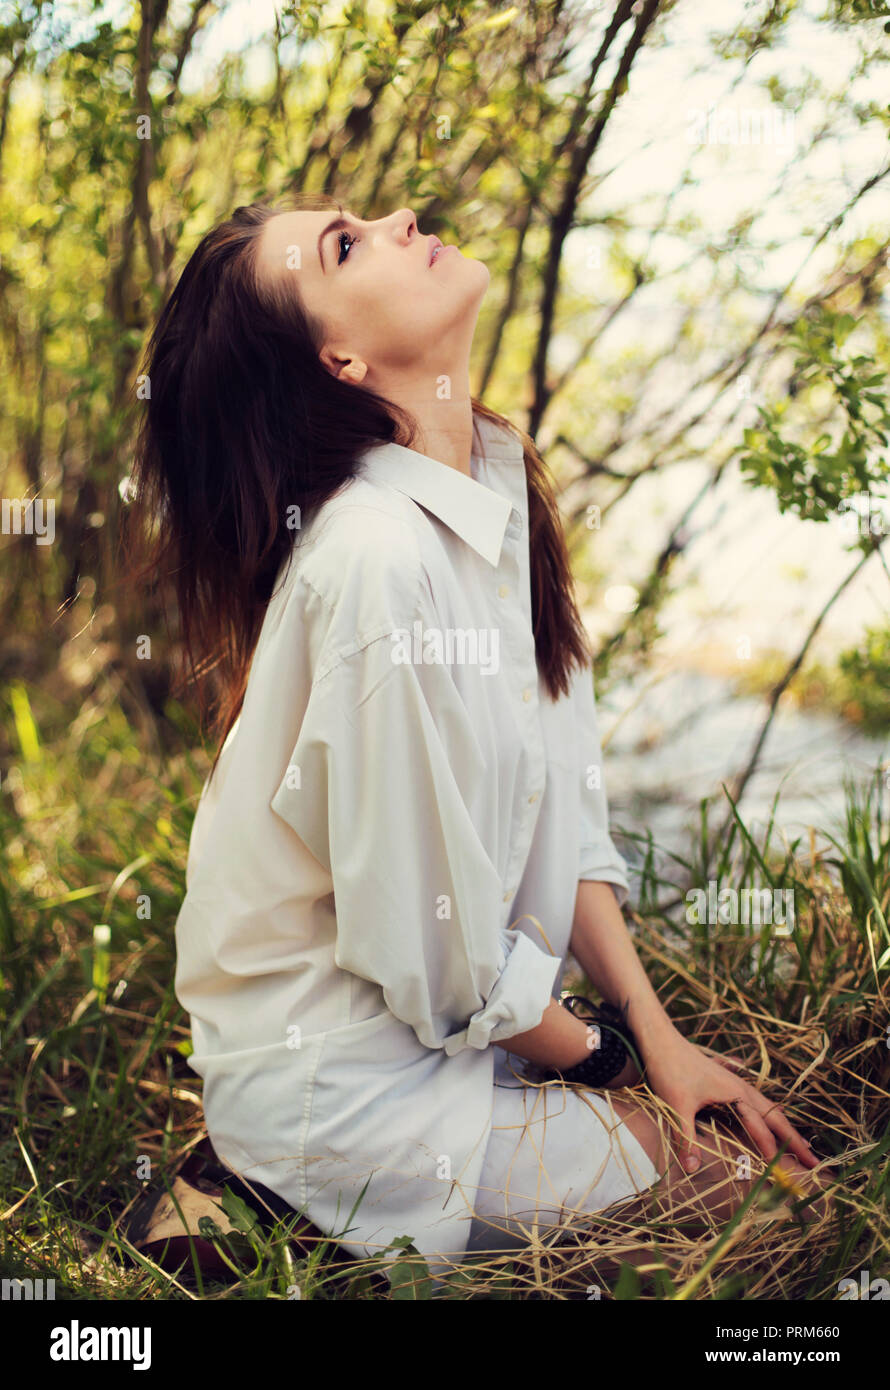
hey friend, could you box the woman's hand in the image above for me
[637,1024,819,1174]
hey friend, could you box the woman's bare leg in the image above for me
[539,1088,835,1292]
[605,1087,833,1229]
[455,1082,834,1294]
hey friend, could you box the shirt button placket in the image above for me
[499,505,546,910]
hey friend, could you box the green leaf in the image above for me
[218,1186,262,1235]
[387,1252,433,1299]
[613,1261,641,1299]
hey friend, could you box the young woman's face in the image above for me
[255,206,490,385]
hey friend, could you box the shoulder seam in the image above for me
[286,495,424,608]
[311,602,426,687]
[293,540,427,690]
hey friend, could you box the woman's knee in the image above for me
[611,1097,832,1225]
[608,1092,675,1177]
[610,1098,747,1204]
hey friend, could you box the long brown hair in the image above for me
[121,197,591,781]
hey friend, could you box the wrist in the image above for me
[566,1020,600,1068]
[630,1003,678,1055]
[549,998,637,1085]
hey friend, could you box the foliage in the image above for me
[3,0,890,1305]
[835,622,890,729]
[0,680,887,1299]
[737,308,890,535]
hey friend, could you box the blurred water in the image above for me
[601,669,888,884]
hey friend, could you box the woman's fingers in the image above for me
[658,1047,819,1181]
[675,1107,704,1172]
[756,1095,819,1168]
[730,1075,818,1168]
[728,1095,780,1163]
[706,1059,818,1166]
[730,1082,818,1170]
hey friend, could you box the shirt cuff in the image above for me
[578,836,631,911]
[443,929,562,1056]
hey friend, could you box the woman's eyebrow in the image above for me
[317,215,351,273]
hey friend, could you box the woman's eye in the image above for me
[337,230,356,265]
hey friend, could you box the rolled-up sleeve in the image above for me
[270,617,561,1055]
[574,663,631,910]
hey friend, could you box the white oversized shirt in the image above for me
[174,410,630,1275]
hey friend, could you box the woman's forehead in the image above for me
[256,209,334,280]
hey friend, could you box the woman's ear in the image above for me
[319,344,368,384]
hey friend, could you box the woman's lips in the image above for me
[430,243,455,267]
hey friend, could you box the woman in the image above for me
[124,195,824,1287]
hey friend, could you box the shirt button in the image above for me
[498,584,510,598]
[528,792,539,804]
[522,688,532,702]
[503,889,512,901]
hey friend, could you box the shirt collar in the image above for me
[356,412,525,568]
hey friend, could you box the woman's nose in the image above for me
[392,208,417,242]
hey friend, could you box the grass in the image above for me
[1,674,888,1300]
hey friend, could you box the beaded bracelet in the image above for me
[540,995,642,1087]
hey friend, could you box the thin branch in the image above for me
[530,0,662,434]
[717,535,887,843]
[0,42,27,193]
[163,0,216,106]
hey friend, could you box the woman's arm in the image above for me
[493,878,671,1077]
[493,995,599,1069]
[568,879,674,1054]
[493,881,669,1081]
[572,882,822,1171]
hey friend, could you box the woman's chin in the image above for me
[458,255,491,298]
